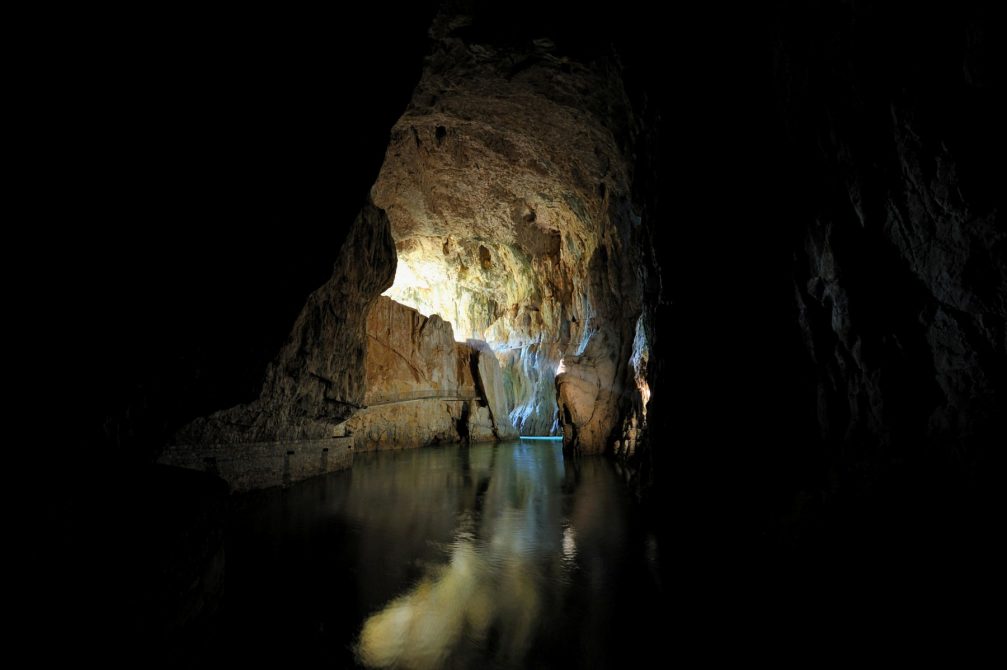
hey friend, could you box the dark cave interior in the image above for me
[46,0,1001,663]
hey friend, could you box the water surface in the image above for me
[209,440,661,668]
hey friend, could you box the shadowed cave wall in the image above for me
[47,7,439,656]
[641,0,1003,627]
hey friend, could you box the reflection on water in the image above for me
[221,440,660,668]
[357,444,567,668]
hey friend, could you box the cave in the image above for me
[49,0,1001,665]
[369,36,651,446]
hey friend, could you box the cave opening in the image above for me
[379,232,573,437]
[367,40,655,445]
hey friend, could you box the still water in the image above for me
[208,440,662,668]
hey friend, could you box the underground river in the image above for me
[196,439,662,668]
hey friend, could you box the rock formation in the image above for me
[172,203,397,445]
[347,297,518,449]
[372,16,652,452]
[167,206,520,485]
[776,0,1005,480]
[163,8,657,468]
[631,0,1004,555]
[467,339,514,442]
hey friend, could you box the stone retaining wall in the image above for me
[159,437,352,492]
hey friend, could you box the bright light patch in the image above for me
[637,378,651,418]
[382,254,471,341]
[555,357,566,376]
[562,526,577,561]
[630,315,651,418]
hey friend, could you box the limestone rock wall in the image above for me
[556,198,649,454]
[498,343,564,435]
[468,339,519,441]
[348,296,518,449]
[159,438,353,492]
[172,203,396,445]
[372,18,650,451]
[348,401,470,451]
[777,0,1005,474]
[170,10,657,461]
[361,296,473,403]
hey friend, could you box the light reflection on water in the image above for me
[348,441,640,669]
[224,440,659,668]
[356,443,566,668]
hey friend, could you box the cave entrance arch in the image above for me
[366,34,651,453]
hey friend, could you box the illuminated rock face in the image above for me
[172,24,654,459]
[360,296,473,404]
[171,207,520,463]
[348,297,518,449]
[372,26,650,451]
[173,204,397,445]
[468,338,517,442]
